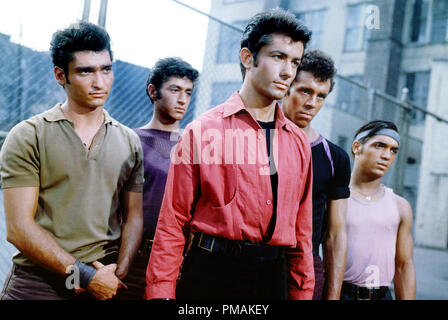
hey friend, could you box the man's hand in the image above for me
[115,264,129,281]
[86,261,124,300]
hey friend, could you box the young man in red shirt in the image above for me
[145,9,314,300]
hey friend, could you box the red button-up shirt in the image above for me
[145,92,314,299]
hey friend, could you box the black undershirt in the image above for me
[257,120,278,242]
[311,139,351,255]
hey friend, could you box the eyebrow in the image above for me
[269,50,301,61]
[296,85,327,96]
[373,140,399,149]
[269,50,286,56]
[167,84,193,91]
[74,64,112,72]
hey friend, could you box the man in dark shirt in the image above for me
[121,57,198,299]
[282,49,351,300]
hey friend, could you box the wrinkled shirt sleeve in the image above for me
[286,152,315,300]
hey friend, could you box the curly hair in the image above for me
[296,49,337,92]
[50,21,112,81]
[146,57,199,103]
[240,8,311,79]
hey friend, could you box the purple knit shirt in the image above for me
[134,128,179,239]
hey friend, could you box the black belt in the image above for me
[193,232,285,260]
[341,282,389,300]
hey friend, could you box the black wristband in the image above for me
[74,260,97,289]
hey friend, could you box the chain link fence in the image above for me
[0,34,175,141]
[0,0,208,148]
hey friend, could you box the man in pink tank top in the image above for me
[342,120,416,300]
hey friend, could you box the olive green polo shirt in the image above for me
[0,104,144,267]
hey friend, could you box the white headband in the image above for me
[354,128,400,145]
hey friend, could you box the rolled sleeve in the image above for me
[124,132,144,193]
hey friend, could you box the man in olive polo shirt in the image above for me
[0,22,144,300]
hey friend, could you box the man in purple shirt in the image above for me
[121,57,199,299]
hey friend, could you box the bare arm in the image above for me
[393,196,416,300]
[4,187,76,275]
[4,187,124,299]
[115,191,143,280]
[323,198,347,300]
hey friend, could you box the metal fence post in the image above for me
[82,0,91,21]
[98,0,108,27]
[394,88,412,195]
[367,88,376,121]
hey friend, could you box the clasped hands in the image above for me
[75,261,128,300]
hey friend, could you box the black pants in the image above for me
[312,255,325,300]
[117,244,152,300]
[340,282,393,301]
[176,245,287,300]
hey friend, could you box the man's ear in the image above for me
[240,47,254,71]
[352,140,362,156]
[54,66,66,87]
[147,84,158,101]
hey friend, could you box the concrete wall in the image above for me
[415,60,448,248]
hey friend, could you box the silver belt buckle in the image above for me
[198,233,215,253]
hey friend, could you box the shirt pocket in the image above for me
[208,164,238,209]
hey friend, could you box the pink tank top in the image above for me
[344,186,400,287]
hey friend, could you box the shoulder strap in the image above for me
[321,138,334,177]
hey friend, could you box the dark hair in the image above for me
[240,8,311,79]
[352,120,399,155]
[50,21,113,81]
[295,49,337,92]
[146,57,199,103]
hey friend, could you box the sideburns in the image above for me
[253,53,259,68]
[153,89,162,101]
